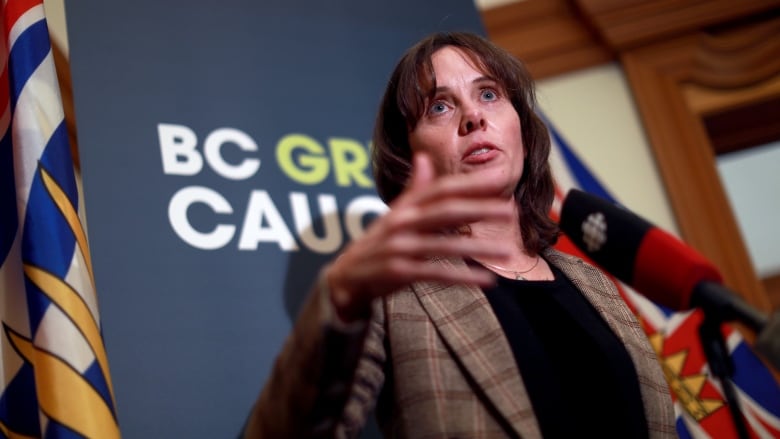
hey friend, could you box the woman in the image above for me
[244,32,676,438]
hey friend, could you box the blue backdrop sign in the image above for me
[65,1,484,437]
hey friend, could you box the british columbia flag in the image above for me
[0,0,120,437]
[546,117,780,438]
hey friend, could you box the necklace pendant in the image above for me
[479,256,540,281]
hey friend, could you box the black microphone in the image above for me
[558,188,771,334]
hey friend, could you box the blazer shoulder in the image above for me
[542,247,616,287]
[542,247,588,271]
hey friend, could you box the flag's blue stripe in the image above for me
[84,360,117,417]
[545,116,679,318]
[21,121,76,277]
[731,341,780,414]
[22,275,52,340]
[7,294,118,431]
[0,132,18,264]
[0,361,41,437]
[21,122,76,334]
[38,122,78,208]
[655,303,675,318]
[8,19,51,111]
[548,123,614,203]
[675,418,693,439]
[43,418,84,439]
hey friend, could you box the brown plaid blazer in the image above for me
[246,248,677,438]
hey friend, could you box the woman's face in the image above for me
[408,46,524,196]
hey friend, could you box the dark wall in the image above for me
[65,2,484,437]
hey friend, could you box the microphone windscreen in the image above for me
[559,189,722,311]
[559,189,651,285]
[633,227,722,310]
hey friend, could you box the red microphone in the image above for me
[559,189,766,331]
[631,227,722,312]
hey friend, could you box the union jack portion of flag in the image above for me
[0,0,120,437]
[546,117,780,439]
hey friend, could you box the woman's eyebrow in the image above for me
[430,76,495,95]
[473,76,497,86]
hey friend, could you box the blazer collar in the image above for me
[412,257,542,438]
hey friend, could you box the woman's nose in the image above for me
[459,107,486,135]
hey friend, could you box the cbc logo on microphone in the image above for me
[582,212,607,252]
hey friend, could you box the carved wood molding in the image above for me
[481,0,614,80]
[574,0,780,51]
[689,18,780,90]
[481,0,780,80]
[621,19,779,313]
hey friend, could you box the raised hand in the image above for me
[326,152,514,321]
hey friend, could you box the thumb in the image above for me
[409,152,435,190]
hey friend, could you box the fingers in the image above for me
[354,258,498,291]
[394,261,498,288]
[389,152,514,233]
[385,197,512,234]
[395,155,509,213]
[330,253,498,304]
[326,254,498,322]
[408,152,436,190]
[326,151,517,318]
[382,233,511,261]
[330,227,510,297]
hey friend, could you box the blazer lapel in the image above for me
[412,257,542,438]
[544,248,639,344]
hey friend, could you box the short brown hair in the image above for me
[371,31,559,253]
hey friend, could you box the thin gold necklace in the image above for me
[480,256,540,280]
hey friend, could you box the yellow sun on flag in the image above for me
[648,333,725,421]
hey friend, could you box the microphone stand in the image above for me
[692,281,770,439]
[697,312,750,439]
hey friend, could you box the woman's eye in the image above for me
[481,89,498,101]
[429,101,448,114]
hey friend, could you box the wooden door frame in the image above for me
[621,19,780,313]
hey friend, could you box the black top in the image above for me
[482,264,649,439]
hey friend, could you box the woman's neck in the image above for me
[467,197,530,263]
